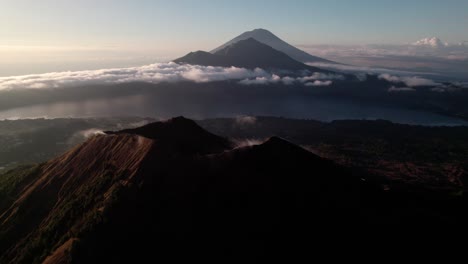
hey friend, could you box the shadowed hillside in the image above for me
[1,117,467,263]
[175,38,328,73]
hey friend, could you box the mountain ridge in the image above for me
[174,38,329,73]
[211,28,337,64]
[1,117,467,263]
[0,116,377,263]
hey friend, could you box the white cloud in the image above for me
[304,80,333,87]
[300,39,468,61]
[378,74,439,87]
[239,72,343,86]
[0,62,271,91]
[239,75,280,85]
[235,116,257,126]
[0,61,446,94]
[297,72,345,82]
[412,37,448,48]
[388,86,416,92]
[232,138,265,148]
[281,76,295,85]
[80,129,106,138]
[302,42,468,79]
[307,62,435,76]
[0,62,344,90]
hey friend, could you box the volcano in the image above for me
[211,28,336,64]
[174,38,328,72]
[0,117,376,263]
[1,117,465,263]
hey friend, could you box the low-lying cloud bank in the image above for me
[307,62,436,76]
[302,39,468,79]
[388,86,416,92]
[0,63,347,91]
[0,63,267,90]
[300,38,468,61]
[0,61,458,94]
[235,116,257,126]
[378,74,438,87]
[0,62,344,91]
[239,72,344,86]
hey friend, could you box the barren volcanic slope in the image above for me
[0,117,467,263]
[175,38,328,73]
[210,28,336,64]
[198,117,468,191]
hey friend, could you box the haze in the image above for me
[1,0,467,76]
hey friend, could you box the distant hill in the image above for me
[174,38,328,72]
[211,28,337,64]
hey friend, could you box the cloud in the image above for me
[0,60,445,96]
[232,138,265,148]
[297,72,345,82]
[302,42,468,79]
[388,86,416,92]
[412,37,448,48]
[300,40,468,61]
[403,77,439,87]
[238,75,280,85]
[67,128,105,145]
[431,87,447,93]
[80,129,106,138]
[239,73,343,86]
[304,80,333,87]
[281,76,296,85]
[235,116,257,126]
[0,62,342,90]
[378,74,439,87]
[0,62,271,91]
[307,62,435,76]
[307,63,443,89]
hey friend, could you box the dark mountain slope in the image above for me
[174,38,328,73]
[0,133,156,264]
[106,116,232,155]
[0,117,466,263]
[211,28,337,64]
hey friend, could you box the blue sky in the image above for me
[2,0,467,46]
[0,0,467,75]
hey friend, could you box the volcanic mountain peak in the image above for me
[6,116,462,263]
[257,136,305,152]
[175,38,327,72]
[106,116,232,154]
[211,28,336,64]
[241,136,329,168]
[214,37,265,55]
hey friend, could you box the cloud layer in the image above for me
[378,74,439,87]
[0,61,455,96]
[0,62,345,90]
[300,38,468,61]
[0,63,273,91]
[301,38,468,79]
[388,86,416,92]
[239,72,344,86]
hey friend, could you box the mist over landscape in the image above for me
[1,1,468,262]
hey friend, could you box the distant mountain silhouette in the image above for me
[175,38,328,72]
[211,28,337,64]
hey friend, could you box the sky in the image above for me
[1,0,467,76]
